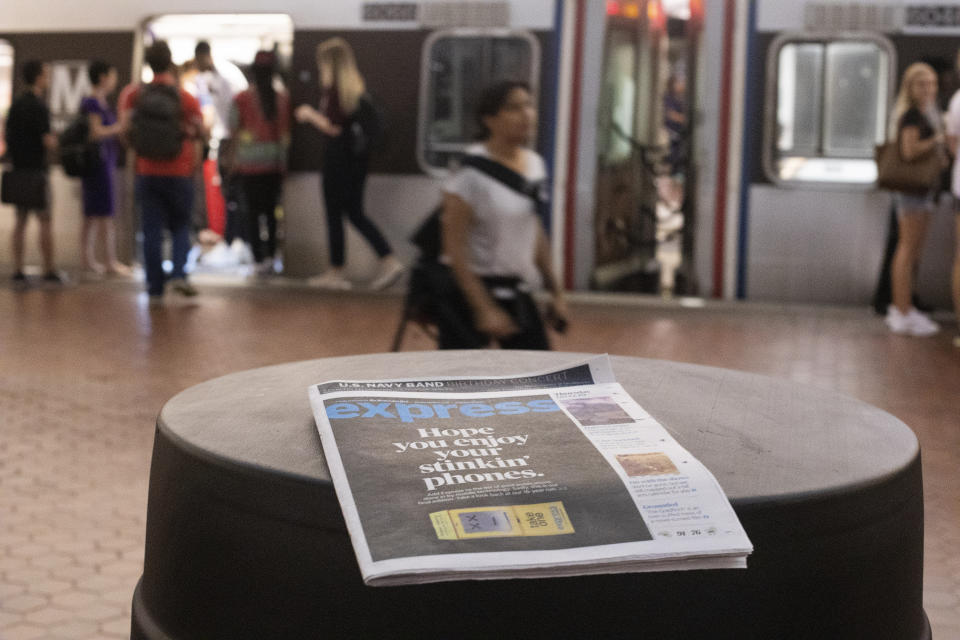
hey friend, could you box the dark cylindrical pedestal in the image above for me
[132,352,929,640]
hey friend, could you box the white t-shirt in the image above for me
[442,143,547,286]
[945,90,960,197]
[196,70,236,141]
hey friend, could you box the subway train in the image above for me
[1,0,958,308]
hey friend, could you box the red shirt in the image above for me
[119,73,203,177]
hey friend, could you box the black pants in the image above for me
[427,270,549,350]
[322,153,390,267]
[241,172,282,262]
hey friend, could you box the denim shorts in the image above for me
[895,190,937,216]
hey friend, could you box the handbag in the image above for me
[874,138,941,194]
[1,169,48,210]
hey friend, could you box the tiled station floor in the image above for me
[1,279,958,639]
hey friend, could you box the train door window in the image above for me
[418,30,539,175]
[765,34,893,185]
[0,41,13,158]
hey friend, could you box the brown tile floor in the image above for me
[1,280,958,638]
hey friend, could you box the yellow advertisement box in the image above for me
[431,501,574,540]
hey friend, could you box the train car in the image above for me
[0,1,561,283]
[734,0,960,307]
[5,0,955,311]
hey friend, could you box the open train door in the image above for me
[591,0,667,294]
[133,14,293,275]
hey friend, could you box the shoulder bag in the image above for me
[875,136,941,194]
[1,168,48,210]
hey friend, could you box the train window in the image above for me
[0,41,12,158]
[418,30,540,175]
[766,35,893,185]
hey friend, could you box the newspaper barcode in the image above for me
[525,511,548,528]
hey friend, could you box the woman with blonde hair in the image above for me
[884,62,945,336]
[295,37,403,290]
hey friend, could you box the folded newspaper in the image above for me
[308,356,752,586]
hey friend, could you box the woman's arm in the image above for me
[900,125,943,161]
[534,225,568,331]
[441,192,519,338]
[87,111,122,142]
[294,104,341,136]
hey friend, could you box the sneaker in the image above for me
[904,308,939,337]
[886,306,939,336]
[254,258,275,276]
[307,271,352,290]
[369,256,405,290]
[42,271,65,285]
[169,278,198,297]
[11,271,27,283]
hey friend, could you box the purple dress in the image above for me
[79,96,118,216]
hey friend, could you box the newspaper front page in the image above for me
[308,356,752,586]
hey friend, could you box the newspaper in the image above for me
[308,356,752,586]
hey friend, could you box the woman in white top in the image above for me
[439,81,567,349]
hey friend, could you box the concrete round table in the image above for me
[131,352,929,640]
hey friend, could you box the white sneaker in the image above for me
[369,256,405,290]
[904,308,939,337]
[886,306,939,336]
[307,271,352,290]
[885,306,911,334]
[254,258,275,276]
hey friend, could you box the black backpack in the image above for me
[59,114,100,178]
[129,83,184,161]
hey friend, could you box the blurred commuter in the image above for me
[884,62,945,336]
[118,40,206,301]
[661,73,687,210]
[79,60,129,276]
[437,80,567,349]
[195,40,244,251]
[946,52,960,347]
[295,37,403,290]
[194,41,235,151]
[2,60,60,284]
[227,51,290,275]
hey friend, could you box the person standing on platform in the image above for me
[884,62,945,336]
[79,60,129,276]
[3,60,61,284]
[194,41,241,249]
[295,37,404,291]
[946,51,960,347]
[227,50,290,275]
[118,40,206,301]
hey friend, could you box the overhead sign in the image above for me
[905,5,960,28]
